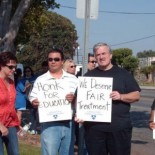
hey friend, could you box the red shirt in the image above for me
[0,78,19,127]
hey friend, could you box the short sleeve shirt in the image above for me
[29,70,78,102]
[0,78,19,127]
[84,66,141,131]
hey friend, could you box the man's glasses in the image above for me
[70,65,76,68]
[5,65,17,70]
[89,61,97,64]
[48,57,61,62]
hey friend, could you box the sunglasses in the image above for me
[70,65,76,68]
[5,65,17,70]
[89,61,97,64]
[48,57,61,62]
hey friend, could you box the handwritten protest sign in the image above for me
[36,80,73,122]
[76,77,113,122]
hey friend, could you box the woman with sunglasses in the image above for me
[63,59,76,75]
[63,59,79,153]
[0,51,20,155]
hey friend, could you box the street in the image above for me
[131,89,155,155]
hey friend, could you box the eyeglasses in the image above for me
[5,65,17,70]
[70,65,76,68]
[89,61,97,64]
[48,57,61,62]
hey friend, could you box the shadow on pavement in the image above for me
[131,140,148,144]
[131,111,149,128]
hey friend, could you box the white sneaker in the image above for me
[28,130,37,135]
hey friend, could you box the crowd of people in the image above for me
[0,43,155,155]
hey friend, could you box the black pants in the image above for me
[85,126,132,155]
[74,122,79,146]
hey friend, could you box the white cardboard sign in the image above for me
[37,80,72,122]
[76,77,113,122]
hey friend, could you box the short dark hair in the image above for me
[14,68,22,86]
[48,49,64,60]
[88,53,94,62]
[16,68,22,76]
[88,53,94,57]
[0,51,17,70]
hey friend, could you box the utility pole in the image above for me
[82,0,91,74]
[76,0,99,74]
[76,0,99,154]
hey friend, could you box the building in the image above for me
[138,57,155,68]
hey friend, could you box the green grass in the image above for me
[4,143,41,155]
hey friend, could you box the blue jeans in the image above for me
[0,127,19,155]
[40,120,74,155]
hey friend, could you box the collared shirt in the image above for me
[29,70,78,103]
[0,78,19,127]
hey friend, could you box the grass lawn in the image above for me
[4,142,41,155]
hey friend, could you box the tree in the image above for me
[16,11,78,72]
[140,65,155,82]
[112,48,132,67]
[0,0,59,53]
[137,50,155,58]
[123,55,139,74]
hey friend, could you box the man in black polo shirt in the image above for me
[83,42,141,155]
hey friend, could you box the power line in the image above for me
[59,5,155,48]
[61,5,76,10]
[85,35,155,50]
[60,5,155,15]
[110,35,155,47]
[99,10,155,15]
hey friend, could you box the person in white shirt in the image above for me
[29,49,78,155]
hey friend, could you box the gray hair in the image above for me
[63,59,74,71]
[93,42,112,54]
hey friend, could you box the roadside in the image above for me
[131,99,155,155]
[140,85,155,90]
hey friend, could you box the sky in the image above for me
[53,0,155,58]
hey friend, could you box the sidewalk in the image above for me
[131,105,155,155]
[140,86,155,90]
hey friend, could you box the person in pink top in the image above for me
[0,51,20,155]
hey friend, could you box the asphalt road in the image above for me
[131,89,155,155]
